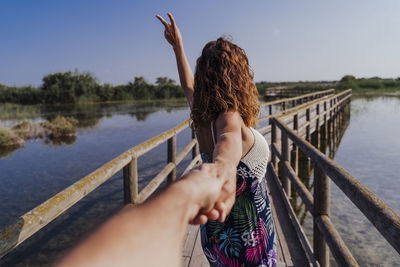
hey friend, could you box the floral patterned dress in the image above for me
[200,128,277,267]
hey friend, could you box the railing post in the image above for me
[281,131,291,197]
[291,114,298,174]
[269,104,272,115]
[191,128,199,159]
[271,120,277,170]
[306,108,311,142]
[314,163,330,266]
[315,104,320,149]
[123,157,138,204]
[282,101,286,111]
[167,135,176,185]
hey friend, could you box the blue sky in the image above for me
[0,0,399,86]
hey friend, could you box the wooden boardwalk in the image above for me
[1,89,399,267]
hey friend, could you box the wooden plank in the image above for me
[266,163,310,266]
[188,228,209,267]
[182,224,199,257]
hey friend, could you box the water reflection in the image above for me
[0,100,188,158]
[290,104,351,222]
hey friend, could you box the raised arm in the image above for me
[156,13,194,108]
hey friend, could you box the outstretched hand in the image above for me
[156,13,182,49]
[188,162,237,225]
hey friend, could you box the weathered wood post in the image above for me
[306,108,311,142]
[167,135,177,185]
[291,114,299,174]
[321,102,328,153]
[313,163,330,266]
[281,131,291,197]
[305,107,312,175]
[123,157,138,204]
[191,128,199,159]
[271,120,277,170]
[332,98,336,133]
[290,114,299,208]
[315,104,320,149]
[269,104,272,115]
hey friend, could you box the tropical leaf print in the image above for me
[237,166,249,178]
[245,218,269,264]
[219,228,242,258]
[208,218,224,237]
[231,193,257,234]
[251,176,259,193]
[200,224,209,245]
[254,186,267,213]
[236,176,246,196]
[267,249,278,267]
[213,244,240,267]
[203,247,219,265]
[265,204,274,237]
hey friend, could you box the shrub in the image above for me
[0,128,24,147]
[41,116,78,138]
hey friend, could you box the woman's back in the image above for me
[200,126,277,267]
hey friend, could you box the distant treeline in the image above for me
[0,71,184,105]
[256,75,400,95]
[1,72,399,105]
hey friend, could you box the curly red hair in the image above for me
[191,37,259,128]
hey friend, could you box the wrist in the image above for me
[173,41,184,53]
[168,180,200,223]
[214,159,237,179]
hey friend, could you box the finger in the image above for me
[197,214,208,225]
[156,15,169,28]
[190,214,208,225]
[223,194,236,216]
[215,202,227,222]
[167,13,177,29]
[206,209,220,221]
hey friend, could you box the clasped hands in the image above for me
[179,162,237,225]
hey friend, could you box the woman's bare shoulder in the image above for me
[216,110,243,125]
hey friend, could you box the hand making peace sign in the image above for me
[156,13,182,49]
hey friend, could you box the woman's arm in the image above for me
[156,13,194,108]
[56,165,223,267]
[212,111,243,220]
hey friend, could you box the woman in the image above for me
[157,13,277,267]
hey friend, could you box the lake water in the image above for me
[0,96,399,266]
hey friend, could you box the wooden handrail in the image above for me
[273,116,400,253]
[260,89,334,107]
[268,90,400,265]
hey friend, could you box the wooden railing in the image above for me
[264,86,333,101]
[0,89,334,258]
[269,89,400,266]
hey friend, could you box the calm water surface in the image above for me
[0,96,399,266]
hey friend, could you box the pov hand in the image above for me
[189,162,237,225]
[156,13,182,49]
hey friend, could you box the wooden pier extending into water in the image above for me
[1,89,399,266]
